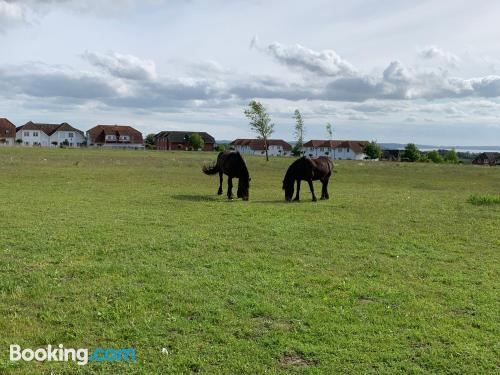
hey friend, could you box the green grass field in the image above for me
[0,147,499,374]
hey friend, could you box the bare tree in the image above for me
[244,100,274,161]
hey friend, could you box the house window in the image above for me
[68,133,74,138]
[347,148,350,153]
[320,147,324,151]
[33,132,39,137]
[24,131,30,137]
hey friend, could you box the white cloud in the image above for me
[0,0,25,30]
[253,38,356,77]
[82,51,157,81]
[418,45,461,67]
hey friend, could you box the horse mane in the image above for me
[283,157,303,187]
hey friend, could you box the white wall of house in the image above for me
[51,131,86,147]
[0,137,16,145]
[303,146,365,160]
[16,130,50,146]
[233,144,290,156]
[16,130,85,147]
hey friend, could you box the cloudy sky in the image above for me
[1,0,500,145]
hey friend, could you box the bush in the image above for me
[402,143,421,162]
[363,141,382,159]
[444,149,459,164]
[215,144,227,152]
[468,194,500,206]
[427,150,443,163]
[187,133,204,151]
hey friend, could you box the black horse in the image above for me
[282,156,333,202]
[203,151,250,200]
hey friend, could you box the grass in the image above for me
[0,147,499,374]
[468,194,500,206]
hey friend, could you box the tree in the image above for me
[427,150,443,163]
[444,149,459,164]
[244,100,274,161]
[215,144,227,152]
[293,109,305,155]
[363,141,382,160]
[326,123,333,159]
[187,133,204,151]
[402,143,421,162]
[145,133,156,150]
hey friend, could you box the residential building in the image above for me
[16,122,85,147]
[302,140,369,160]
[0,118,16,145]
[230,139,292,156]
[87,125,144,149]
[155,131,215,151]
[472,152,500,166]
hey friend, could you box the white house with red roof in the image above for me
[302,140,369,160]
[16,122,86,147]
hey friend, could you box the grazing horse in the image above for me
[202,151,250,200]
[282,156,333,202]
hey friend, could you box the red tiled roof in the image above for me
[231,139,292,151]
[17,121,84,136]
[87,125,143,144]
[0,118,16,138]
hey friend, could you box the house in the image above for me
[87,125,144,149]
[230,139,292,156]
[16,122,85,147]
[472,152,500,166]
[0,118,16,145]
[155,131,215,151]
[302,140,369,160]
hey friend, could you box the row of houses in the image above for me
[230,139,370,160]
[1,117,370,159]
[5,117,496,164]
[1,118,144,149]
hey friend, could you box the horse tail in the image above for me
[202,152,224,175]
[202,163,219,175]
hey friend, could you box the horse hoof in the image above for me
[217,190,223,195]
[312,198,317,202]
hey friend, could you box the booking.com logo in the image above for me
[10,344,136,366]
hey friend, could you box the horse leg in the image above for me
[217,171,223,195]
[293,180,301,201]
[227,177,234,200]
[324,178,330,200]
[308,179,317,202]
[320,180,326,200]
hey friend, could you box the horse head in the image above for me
[282,177,294,202]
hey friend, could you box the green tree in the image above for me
[363,141,382,160]
[444,149,459,164]
[244,100,274,161]
[427,150,443,163]
[215,144,227,152]
[403,143,421,162]
[145,133,156,150]
[293,109,305,154]
[187,133,204,151]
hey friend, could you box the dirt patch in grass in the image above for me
[279,352,317,367]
